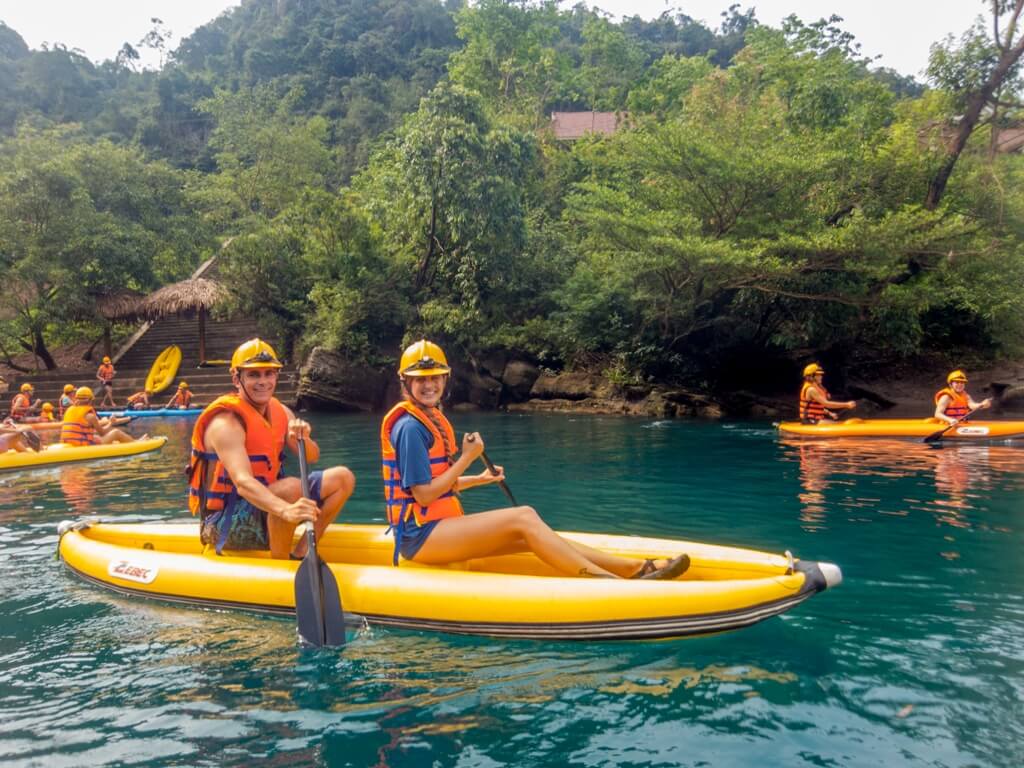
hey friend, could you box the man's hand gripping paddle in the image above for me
[293,436,346,647]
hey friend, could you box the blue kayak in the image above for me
[98,408,204,418]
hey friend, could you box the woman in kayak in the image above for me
[381,340,689,579]
[799,363,856,424]
[934,370,991,425]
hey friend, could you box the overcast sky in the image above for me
[0,0,988,79]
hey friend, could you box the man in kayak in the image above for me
[380,339,689,579]
[0,425,42,453]
[934,370,991,425]
[126,389,152,410]
[96,356,117,408]
[61,387,139,445]
[187,339,354,559]
[165,381,192,409]
[10,383,41,422]
[799,363,856,424]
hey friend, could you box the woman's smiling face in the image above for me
[407,374,447,407]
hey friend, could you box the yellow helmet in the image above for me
[42,402,54,411]
[178,381,189,389]
[399,339,451,377]
[63,384,75,393]
[947,369,968,384]
[231,338,283,370]
[20,382,34,393]
[102,356,111,364]
[803,363,825,378]
[75,386,94,400]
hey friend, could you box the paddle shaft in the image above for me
[466,434,518,506]
[924,407,982,443]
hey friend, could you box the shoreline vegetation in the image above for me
[3,1,1024,413]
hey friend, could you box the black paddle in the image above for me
[467,435,518,506]
[923,407,982,444]
[293,435,346,647]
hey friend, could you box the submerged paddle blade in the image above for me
[294,551,346,648]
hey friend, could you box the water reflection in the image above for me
[782,438,1024,532]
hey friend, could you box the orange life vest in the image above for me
[171,390,192,408]
[61,405,99,445]
[59,395,73,419]
[127,391,149,407]
[187,394,288,520]
[934,387,970,420]
[799,382,828,423]
[10,393,30,421]
[381,401,464,556]
[97,363,115,383]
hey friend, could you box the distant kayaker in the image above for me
[10,383,41,422]
[61,387,139,445]
[0,426,41,453]
[381,340,690,579]
[59,384,75,419]
[934,370,991,425]
[96,356,117,408]
[126,389,152,410]
[40,403,56,422]
[187,339,354,559]
[799,364,856,424]
[165,381,192,409]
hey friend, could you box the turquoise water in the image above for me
[1,412,1023,767]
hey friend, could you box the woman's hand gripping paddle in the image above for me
[467,434,518,506]
[923,407,981,444]
[294,436,346,647]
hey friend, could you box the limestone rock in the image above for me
[501,360,540,403]
[297,347,390,412]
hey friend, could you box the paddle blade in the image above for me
[294,553,346,648]
[922,428,947,443]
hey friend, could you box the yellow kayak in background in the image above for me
[778,418,1024,441]
[1,436,167,472]
[58,521,841,641]
[145,345,182,394]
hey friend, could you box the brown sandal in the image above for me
[634,554,691,581]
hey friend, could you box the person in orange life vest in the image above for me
[96,356,117,408]
[126,389,152,410]
[10,383,41,422]
[934,370,991,426]
[187,339,354,559]
[165,381,192,409]
[799,363,856,424]
[60,387,140,445]
[381,340,690,579]
[40,403,56,422]
[0,424,41,453]
[59,384,75,419]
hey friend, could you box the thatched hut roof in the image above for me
[94,289,145,321]
[135,278,229,319]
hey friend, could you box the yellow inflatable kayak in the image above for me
[779,418,1024,441]
[58,521,841,641]
[145,345,182,394]
[1,436,167,472]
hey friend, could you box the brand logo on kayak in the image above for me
[107,560,158,584]
[955,426,990,436]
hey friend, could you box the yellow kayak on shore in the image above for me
[1,436,167,472]
[778,418,1024,441]
[145,345,182,394]
[58,521,841,641]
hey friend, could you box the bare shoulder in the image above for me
[205,411,246,448]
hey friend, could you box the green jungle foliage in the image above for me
[0,1,1021,389]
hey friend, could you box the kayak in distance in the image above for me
[97,408,204,418]
[57,521,841,642]
[778,418,1024,441]
[1,436,168,472]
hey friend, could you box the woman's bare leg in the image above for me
[413,507,623,577]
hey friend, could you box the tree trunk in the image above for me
[33,328,57,370]
[925,41,1024,209]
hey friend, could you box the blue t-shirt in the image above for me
[390,414,434,491]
